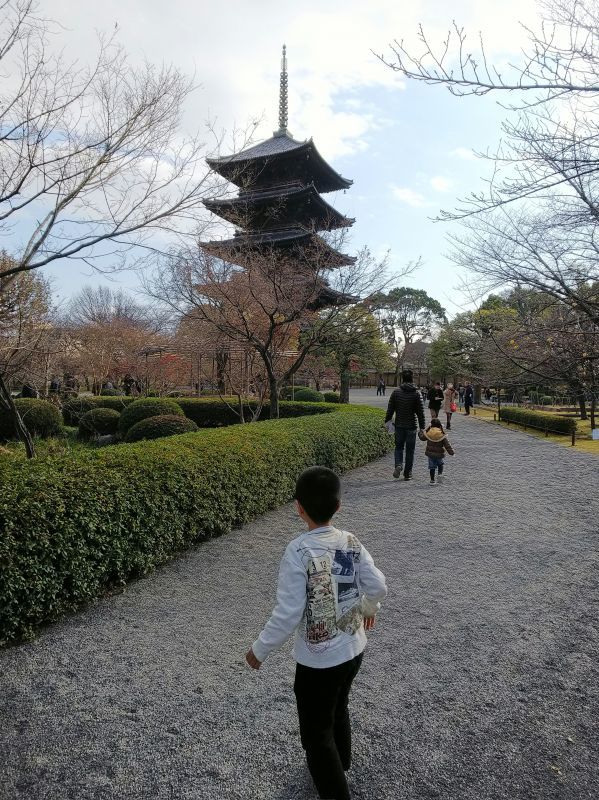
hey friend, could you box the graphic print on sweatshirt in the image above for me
[302,534,363,646]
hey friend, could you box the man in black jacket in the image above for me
[385,369,426,480]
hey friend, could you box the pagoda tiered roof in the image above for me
[206,133,352,194]
[204,182,354,232]
[202,46,356,310]
[202,227,356,269]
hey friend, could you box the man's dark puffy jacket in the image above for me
[385,383,425,430]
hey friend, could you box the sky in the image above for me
[32,0,543,316]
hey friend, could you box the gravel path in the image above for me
[1,395,598,800]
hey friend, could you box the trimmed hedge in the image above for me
[99,388,122,397]
[63,396,136,426]
[0,399,62,440]
[324,392,340,403]
[125,414,199,442]
[177,398,335,427]
[294,388,325,402]
[499,406,576,434]
[280,385,309,400]
[79,408,121,439]
[0,404,392,643]
[118,397,184,434]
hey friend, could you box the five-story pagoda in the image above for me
[202,46,355,310]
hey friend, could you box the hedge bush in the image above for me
[280,385,309,400]
[125,414,199,443]
[0,398,62,441]
[324,392,340,403]
[293,388,325,402]
[118,397,184,434]
[499,406,576,434]
[62,396,136,425]
[0,404,392,643]
[177,398,335,427]
[79,408,121,439]
[100,388,122,397]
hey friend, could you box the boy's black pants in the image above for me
[294,652,363,800]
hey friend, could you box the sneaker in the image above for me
[393,465,403,479]
[404,472,413,481]
[429,478,436,485]
[437,474,444,484]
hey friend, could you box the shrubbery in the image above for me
[79,408,121,439]
[0,404,391,643]
[324,392,340,403]
[499,406,576,434]
[176,397,334,427]
[293,388,325,402]
[118,397,184,434]
[99,388,121,397]
[62,396,135,425]
[280,385,309,400]
[125,414,199,442]
[0,398,62,440]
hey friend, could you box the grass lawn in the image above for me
[472,405,599,456]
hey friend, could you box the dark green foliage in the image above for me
[125,414,199,443]
[293,388,325,402]
[0,398,62,440]
[541,396,553,405]
[324,392,341,403]
[62,396,135,425]
[499,407,576,434]
[118,398,184,434]
[0,405,391,644]
[177,398,335,427]
[99,388,121,397]
[79,408,121,439]
[280,385,309,400]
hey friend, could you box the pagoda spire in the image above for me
[275,44,291,137]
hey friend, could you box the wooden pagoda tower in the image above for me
[202,46,355,309]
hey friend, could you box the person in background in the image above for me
[427,381,444,420]
[464,382,474,415]
[458,384,465,410]
[385,369,426,481]
[443,383,457,430]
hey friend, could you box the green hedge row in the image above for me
[62,396,136,425]
[0,399,62,440]
[0,404,391,643]
[176,398,335,427]
[499,406,576,434]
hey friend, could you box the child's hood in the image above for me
[424,427,446,442]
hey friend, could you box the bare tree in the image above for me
[0,1,223,449]
[149,234,398,418]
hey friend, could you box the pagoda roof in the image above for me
[202,227,356,269]
[203,183,354,232]
[207,134,352,194]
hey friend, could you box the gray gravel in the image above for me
[1,394,598,800]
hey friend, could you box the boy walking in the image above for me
[419,418,455,484]
[246,467,388,800]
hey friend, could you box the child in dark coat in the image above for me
[419,418,455,484]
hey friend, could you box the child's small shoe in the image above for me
[437,474,444,484]
[429,478,436,485]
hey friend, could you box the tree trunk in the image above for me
[0,374,35,458]
[393,357,401,387]
[269,376,279,418]
[339,368,351,404]
[590,395,596,431]
[216,350,228,395]
[577,391,588,420]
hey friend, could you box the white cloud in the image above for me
[391,185,428,207]
[450,147,477,160]
[430,176,453,192]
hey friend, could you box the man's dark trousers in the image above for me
[395,427,417,473]
[294,653,363,800]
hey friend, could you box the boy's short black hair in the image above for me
[295,466,341,524]
[401,369,413,383]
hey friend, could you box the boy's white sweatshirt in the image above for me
[252,525,388,668]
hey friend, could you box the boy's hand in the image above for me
[245,648,262,670]
[363,615,376,631]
